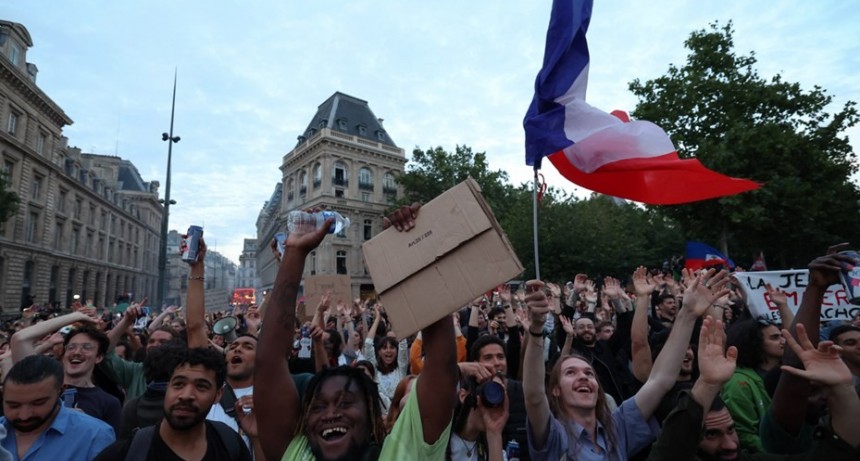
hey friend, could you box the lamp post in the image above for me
[156,71,180,308]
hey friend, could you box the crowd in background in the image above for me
[0,206,858,460]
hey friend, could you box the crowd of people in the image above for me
[0,205,859,460]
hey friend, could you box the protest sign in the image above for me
[733,270,859,322]
[302,275,352,319]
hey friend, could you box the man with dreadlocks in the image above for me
[256,203,458,461]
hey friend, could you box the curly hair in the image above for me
[170,347,227,389]
[296,366,387,448]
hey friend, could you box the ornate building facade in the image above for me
[256,92,405,298]
[0,20,161,312]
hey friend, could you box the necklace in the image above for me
[458,434,477,458]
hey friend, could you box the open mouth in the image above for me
[575,386,593,394]
[320,426,348,442]
[68,358,84,365]
[230,356,243,365]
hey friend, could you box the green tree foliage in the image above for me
[629,22,860,268]
[0,174,20,225]
[395,145,683,282]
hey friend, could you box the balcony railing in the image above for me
[358,181,374,191]
[332,177,348,187]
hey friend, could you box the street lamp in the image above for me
[156,70,180,308]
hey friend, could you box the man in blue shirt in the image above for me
[1,355,115,461]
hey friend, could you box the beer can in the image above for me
[182,225,204,264]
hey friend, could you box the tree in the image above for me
[395,145,511,215]
[629,22,860,268]
[0,174,19,225]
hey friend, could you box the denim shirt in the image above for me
[526,397,660,461]
[1,405,115,461]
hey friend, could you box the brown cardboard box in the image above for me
[362,178,523,338]
[302,275,352,319]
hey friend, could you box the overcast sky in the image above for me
[4,0,858,265]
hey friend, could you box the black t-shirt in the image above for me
[93,421,252,461]
[67,385,123,431]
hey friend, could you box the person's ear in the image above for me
[551,386,560,398]
[458,387,468,403]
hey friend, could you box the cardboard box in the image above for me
[302,275,352,319]
[362,178,523,338]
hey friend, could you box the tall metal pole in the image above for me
[156,70,179,308]
[533,167,541,281]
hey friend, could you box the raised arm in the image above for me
[522,280,552,449]
[631,266,656,382]
[255,217,333,461]
[147,305,178,333]
[11,312,95,362]
[635,269,730,419]
[184,238,208,349]
[770,248,855,438]
[781,323,860,447]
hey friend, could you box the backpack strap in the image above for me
[210,420,242,460]
[124,426,155,461]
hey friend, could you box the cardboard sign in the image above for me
[302,275,352,319]
[362,178,523,338]
[733,270,859,322]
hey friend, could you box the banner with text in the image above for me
[733,270,858,322]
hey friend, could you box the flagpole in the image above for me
[533,167,541,281]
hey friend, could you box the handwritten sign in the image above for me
[733,270,859,322]
[302,275,352,319]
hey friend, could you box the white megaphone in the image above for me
[212,316,239,343]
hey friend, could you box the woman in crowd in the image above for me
[364,306,409,412]
[447,374,509,461]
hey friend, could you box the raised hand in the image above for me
[683,269,732,318]
[317,291,332,314]
[515,307,531,332]
[478,377,509,436]
[633,266,657,296]
[807,244,856,289]
[573,274,589,293]
[234,395,258,438]
[382,202,421,231]
[286,208,334,255]
[498,285,513,304]
[781,323,852,387]
[697,316,737,386]
[525,280,549,333]
[764,283,788,307]
[545,283,561,300]
[559,315,575,337]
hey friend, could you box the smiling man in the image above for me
[62,325,122,431]
[1,355,115,461]
[94,347,252,460]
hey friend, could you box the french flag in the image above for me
[685,241,736,270]
[523,0,760,205]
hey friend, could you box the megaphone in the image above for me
[212,316,239,343]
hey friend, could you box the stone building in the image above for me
[0,20,161,312]
[237,238,257,289]
[256,92,405,298]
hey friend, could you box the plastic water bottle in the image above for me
[505,440,520,461]
[287,210,350,235]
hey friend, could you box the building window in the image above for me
[310,251,316,275]
[376,130,386,141]
[357,125,367,136]
[49,265,59,305]
[313,163,322,188]
[26,212,39,242]
[75,199,82,219]
[58,190,67,214]
[361,192,370,202]
[2,160,13,184]
[336,250,347,275]
[31,175,42,200]
[364,219,373,241]
[9,44,21,66]
[90,206,96,226]
[71,228,80,254]
[299,171,307,197]
[359,167,373,190]
[36,132,47,155]
[333,161,347,187]
[54,221,64,248]
[7,112,18,135]
[335,189,344,198]
[287,177,294,202]
[67,268,76,307]
[383,172,396,192]
[337,118,348,130]
[21,261,34,308]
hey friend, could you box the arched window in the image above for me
[313,163,322,189]
[299,171,308,197]
[336,251,347,275]
[359,167,373,190]
[332,161,348,187]
[287,177,295,202]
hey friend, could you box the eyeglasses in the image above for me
[65,343,97,352]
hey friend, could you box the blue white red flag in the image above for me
[523,0,760,205]
[685,241,736,270]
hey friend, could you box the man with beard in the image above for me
[93,347,252,460]
[565,315,637,404]
[256,203,458,461]
[648,320,860,461]
[1,355,115,460]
